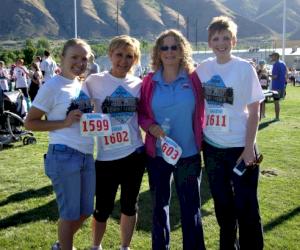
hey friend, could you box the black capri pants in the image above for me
[93,148,146,222]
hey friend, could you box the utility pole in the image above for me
[177,12,180,30]
[186,16,189,41]
[116,0,119,35]
[74,0,77,38]
[195,18,198,51]
[282,0,286,61]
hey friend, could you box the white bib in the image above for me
[80,113,112,137]
[206,108,229,132]
[101,124,132,150]
[160,136,182,165]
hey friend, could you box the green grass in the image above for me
[0,85,299,249]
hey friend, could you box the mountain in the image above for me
[220,0,300,35]
[0,0,298,41]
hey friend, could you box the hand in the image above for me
[237,147,256,168]
[63,109,82,127]
[148,124,165,139]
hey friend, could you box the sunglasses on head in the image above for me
[160,45,178,51]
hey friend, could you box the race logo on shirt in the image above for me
[101,85,138,123]
[203,75,234,106]
[66,90,93,115]
[203,75,233,131]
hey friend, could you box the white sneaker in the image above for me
[91,246,102,250]
[51,241,77,250]
[120,247,130,250]
[51,242,60,250]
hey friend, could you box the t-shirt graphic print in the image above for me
[101,85,138,124]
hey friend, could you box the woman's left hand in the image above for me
[238,146,256,167]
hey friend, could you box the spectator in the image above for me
[86,53,100,77]
[269,52,287,120]
[13,59,30,110]
[28,62,42,102]
[40,50,58,83]
[0,61,10,92]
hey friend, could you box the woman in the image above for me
[83,35,145,250]
[138,29,206,250]
[0,61,10,92]
[13,58,30,109]
[29,62,43,102]
[25,38,95,250]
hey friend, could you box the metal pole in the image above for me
[195,19,198,51]
[282,0,286,61]
[116,0,119,35]
[74,0,77,38]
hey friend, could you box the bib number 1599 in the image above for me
[80,113,112,136]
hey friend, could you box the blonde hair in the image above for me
[61,38,92,57]
[108,35,141,73]
[151,29,194,74]
[208,16,238,41]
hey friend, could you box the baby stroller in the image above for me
[0,89,36,150]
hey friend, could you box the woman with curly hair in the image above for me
[138,29,206,250]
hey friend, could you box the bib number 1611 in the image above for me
[80,113,112,136]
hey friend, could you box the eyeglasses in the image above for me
[160,45,178,51]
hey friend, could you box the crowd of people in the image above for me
[9,14,291,250]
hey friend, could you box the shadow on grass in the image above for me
[258,119,278,131]
[111,170,212,232]
[0,199,58,229]
[0,185,53,207]
[264,206,300,232]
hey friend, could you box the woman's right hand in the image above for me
[148,124,165,139]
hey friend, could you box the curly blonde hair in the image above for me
[151,29,194,74]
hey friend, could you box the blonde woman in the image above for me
[83,35,145,250]
[25,38,95,250]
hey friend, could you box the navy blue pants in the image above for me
[203,142,264,250]
[147,154,206,250]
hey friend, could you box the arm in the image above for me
[24,106,83,131]
[137,74,164,139]
[238,101,260,165]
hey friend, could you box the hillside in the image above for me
[0,0,298,41]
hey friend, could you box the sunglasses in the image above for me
[160,45,178,51]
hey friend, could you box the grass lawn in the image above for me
[0,85,299,250]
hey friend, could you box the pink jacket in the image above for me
[138,71,205,158]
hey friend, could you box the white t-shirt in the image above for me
[32,75,94,154]
[0,68,9,91]
[83,71,143,161]
[196,56,265,147]
[13,66,29,88]
[40,57,57,82]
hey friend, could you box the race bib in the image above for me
[80,113,112,136]
[101,124,131,150]
[205,108,229,132]
[160,136,182,165]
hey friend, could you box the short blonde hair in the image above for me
[108,35,141,71]
[151,29,194,74]
[208,16,238,41]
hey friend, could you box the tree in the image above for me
[23,46,36,65]
[36,38,50,50]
